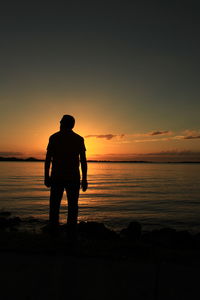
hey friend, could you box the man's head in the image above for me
[60,115,75,130]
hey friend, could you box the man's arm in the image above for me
[80,150,88,191]
[44,150,52,187]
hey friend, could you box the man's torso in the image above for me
[47,130,85,182]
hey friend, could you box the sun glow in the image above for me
[84,138,102,159]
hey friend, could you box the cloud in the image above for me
[129,130,173,138]
[85,134,116,140]
[85,131,172,141]
[172,130,200,140]
[183,135,200,139]
[85,129,200,142]
[133,129,200,142]
[85,134,124,140]
[149,130,171,136]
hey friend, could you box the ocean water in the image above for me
[0,161,200,232]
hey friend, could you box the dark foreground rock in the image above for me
[0,213,21,230]
[0,213,199,300]
[78,221,118,239]
[0,212,200,262]
[120,221,142,240]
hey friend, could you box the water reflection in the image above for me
[0,162,200,231]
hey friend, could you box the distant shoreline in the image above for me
[0,156,200,163]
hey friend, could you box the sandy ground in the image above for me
[0,251,199,300]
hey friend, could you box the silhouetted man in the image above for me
[44,115,87,236]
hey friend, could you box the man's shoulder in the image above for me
[49,131,60,140]
[49,131,84,141]
[71,131,84,141]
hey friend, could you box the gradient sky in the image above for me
[1,0,200,161]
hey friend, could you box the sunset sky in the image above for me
[1,1,200,161]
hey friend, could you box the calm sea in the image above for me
[0,161,200,232]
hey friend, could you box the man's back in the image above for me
[47,130,86,181]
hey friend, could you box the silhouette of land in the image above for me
[1,156,200,163]
[0,156,43,162]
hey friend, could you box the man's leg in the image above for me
[66,182,80,237]
[49,183,64,227]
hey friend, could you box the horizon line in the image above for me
[0,156,200,164]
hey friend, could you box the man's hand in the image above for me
[81,179,88,192]
[44,177,51,188]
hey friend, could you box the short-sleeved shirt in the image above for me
[47,130,86,182]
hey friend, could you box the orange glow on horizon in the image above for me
[1,113,200,162]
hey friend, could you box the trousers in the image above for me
[49,181,80,226]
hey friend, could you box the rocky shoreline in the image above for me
[0,211,200,264]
